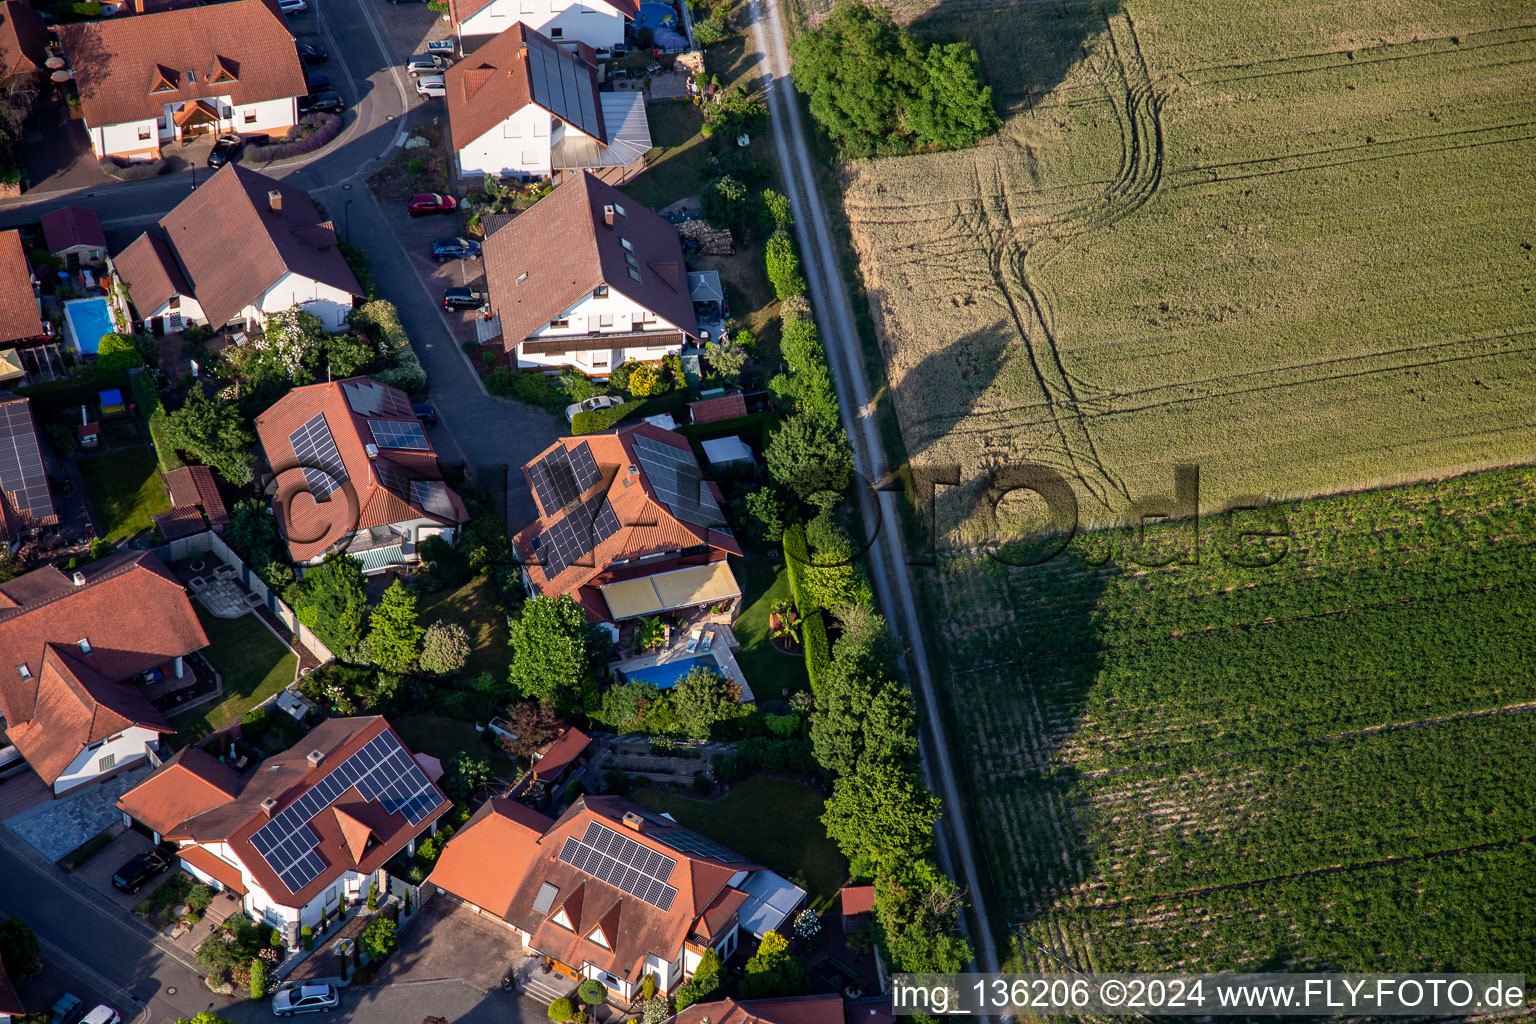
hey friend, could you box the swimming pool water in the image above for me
[64,298,115,355]
[637,0,676,31]
[621,654,715,689]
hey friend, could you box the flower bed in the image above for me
[100,156,165,180]
[247,114,343,162]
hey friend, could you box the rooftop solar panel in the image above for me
[539,495,621,577]
[632,434,727,530]
[287,413,348,501]
[0,402,55,522]
[370,419,430,451]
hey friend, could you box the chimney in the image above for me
[133,0,146,14]
[621,811,644,831]
[307,749,326,769]
[260,796,279,817]
[72,571,86,586]
[603,204,614,228]
[518,43,528,59]
[267,189,282,214]
[365,443,378,459]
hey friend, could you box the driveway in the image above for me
[375,897,527,993]
[69,827,183,911]
[6,765,151,861]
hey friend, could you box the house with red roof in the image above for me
[0,552,208,794]
[428,796,806,1001]
[0,952,23,1024]
[483,173,694,376]
[670,995,847,1024]
[40,206,108,269]
[515,424,742,623]
[450,0,635,52]
[0,229,44,350]
[254,377,469,571]
[118,715,449,946]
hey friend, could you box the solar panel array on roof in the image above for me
[287,413,348,501]
[249,730,444,894]
[631,434,727,530]
[651,827,740,864]
[525,31,603,142]
[0,402,53,522]
[342,380,414,419]
[370,419,429,451]
[557,821,678,911]
[539,494,620,577]
[528,442,600,513]
[410,480,456,520]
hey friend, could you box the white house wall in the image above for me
[53,726,160,794]
[141,295,210,330]
[90,119,160,160]
[513,288,687,372]
[254,272,356,332]
[89,97,297,160]
[460,0,626,50]
[458,105,552,179]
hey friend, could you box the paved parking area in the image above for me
[375,897,528,993]
[67,827,186,910]
[6,765,151,861]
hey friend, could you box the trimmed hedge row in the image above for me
[247,114,343,163]
[99,156,164,180]
[130,372,184,474]
[570,389,691,434]
[783,521,831,690]
[712,736,818,782]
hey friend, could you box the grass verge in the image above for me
[77,447,170,542]
[171,608,297,744]
[729,554,807,700]
[392,714,517,778]
[417,575,512,678]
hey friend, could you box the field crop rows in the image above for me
[926,468,1536,973]
[838,0,1536,533]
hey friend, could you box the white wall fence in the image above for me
[152,530,335,665]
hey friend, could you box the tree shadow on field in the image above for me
[909,0,1119,115]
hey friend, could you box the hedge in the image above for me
[131,372,184,474]
[783,521,831,690]
[349,299,427,395]
[99,156,164,180]
[570,389,691,434]
[18,375,123,417]
[247,114,343,163]
[712,737,818,782]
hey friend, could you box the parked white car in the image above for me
[277,0,306,13]
[81,1007,122,1024]
[416,74,446,98]
[565,394,624,424]
[273,983,340,1016]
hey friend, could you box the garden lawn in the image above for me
[77,447,170,542]
[633,776,846,901]
[392,714,517,778]
[171,608,296,744]
[621,102,712,211]
[417,575,511,678]
[729,555,807,700]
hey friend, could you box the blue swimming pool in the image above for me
[621,654,715,689]
[63,297,115,355]
[637,0,676,32]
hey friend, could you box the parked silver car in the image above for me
[272,983,340,1016]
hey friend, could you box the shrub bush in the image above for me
[247,114,343,162]
[301,925,313,951]
[577,979,608,1006]
[241,705,269,744]
[349,299,427,395]
[98,156,161,180]
[186,884,214,915]
[549,997,576,1022]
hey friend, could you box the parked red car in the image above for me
[408,192,458,216]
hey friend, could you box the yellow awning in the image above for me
[599,561,741,621]
[0,349,23,383]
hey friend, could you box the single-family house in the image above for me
[445,24,650,183]
[449,0,636,54]
[670,995,847,1024]
[529,725,590,784]
[118,715,451,947]
[151,464,230,540]
[40,207,109,270]
[515,423,742,623]
[0,230,44,349]
[429,795,807,1000]
[483,172,696,376]
[0,0,47,83]
[57,0,305,161]
[254,377,469,571]
[0,398,57,551]
[111,163,363,335]
[0,551,209,794]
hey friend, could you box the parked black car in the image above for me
[443,287,487,310]
[430,236,481,262]
[298,91,345,114]
[296,40,328,64]
[110,844,174,893]
[306,72,330,92]
[206,133,243,168]
[413,403,437,425]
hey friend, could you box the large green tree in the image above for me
[765,411,854,502]
[738,931,808,998]
[0,918,39,984]
[702,175,753,239]
[910,41,1000,150]
[508,596,603,708]
[164,389,256,485]
[873,858,973,972]
[810,653,918,777]
[821,760,939,874]
[670,665,746,740]
[367,579,423,672]
[294,555,369,656]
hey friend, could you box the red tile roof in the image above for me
[531,726,590,780]
[118,745,239,836]
[122,163,361,330]
[9,644,174,784]
[0,229,42,345]
[165,465,230,526]
[446,24,604,160]
[56,0,304,130]
[429,798,553,918]
[170,716,450,908]
[152,505,207,540]
[514,424,740,611]
[672,996,847,1024]
[688,394,747,425]
[0,0,47,79]
[178,843,248,894]
[0,954,21,1016]
[483,172,697,346]
[40,206,107,255]
[838,885,874,916]
[0,551,208,728]
[449,0,637,31]
[431,795,761,989]
[254,377,468,562]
